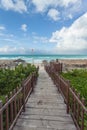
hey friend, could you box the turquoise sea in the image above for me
[0,55,87,63]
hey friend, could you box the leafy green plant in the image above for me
[61,69,87,129]
[61,69,87,106]
[0,63,38,103]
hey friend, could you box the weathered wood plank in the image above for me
[13,66,77,130]
[15,119,76,130]
[19,114,74,122]
[23,108,69,116]
[26,103,66,109]
[27,99,64,103]
[14,125,76,130]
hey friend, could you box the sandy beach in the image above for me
[0,59,87,65]
[59,59,87,65]
[0,59,14,65]
[42,59,87,71]
[0,59,87,70]
[58,59,87,71]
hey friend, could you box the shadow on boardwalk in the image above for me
[13,66,76,130]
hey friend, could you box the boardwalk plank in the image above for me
[23,108,70,116]
[19,114,74,122]
[15,119,76,130]
[13,66,77,130]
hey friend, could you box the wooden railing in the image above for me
[0,69,38,130]
[50,60,62,73]
[45,63,87,130]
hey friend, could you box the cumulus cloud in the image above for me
[0,46,26,54]
[0,0,86,21]
[33,35,49,43]
[21,24,27,32]
[1,38,15,42]
[62,0,83,20]
[0,45,49,54]
[67,14,73,19]
[31,0,84,21]
[61,0,80,7]
[47,9,60,21]
[0,46,17,53]
[50,13,87,54]
[0,0,27,13]
[31,0,81,12]
[0,25,5,31]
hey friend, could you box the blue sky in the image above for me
[0,0,87,54]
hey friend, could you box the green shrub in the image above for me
[61,69,87,106]
[0,63,38,103]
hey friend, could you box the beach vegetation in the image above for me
[0,64,38,103]
[61,69,87,129]
[61,69,87,106]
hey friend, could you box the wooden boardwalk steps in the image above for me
[13,66,77,130]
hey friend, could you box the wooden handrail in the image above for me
[45,63,87,130]
[69,87,87,113]
[0,88,22,113]
[0,69,38,130]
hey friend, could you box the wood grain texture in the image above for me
[13,66,77,130]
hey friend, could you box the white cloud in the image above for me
[61,0,80,7]
[0,46,26,54]
[0,46,16,53]
[62,0,83,20]
[47,9,60,21]
[0,33,4,36]
[67,14,73,19]
[0,25,5,31]
[33,35,48,43]
[50,12,87,54]
[0,0,27,13]
[31,0,84,21]
[0,0,86,21]
[2,38,15,42]
[9,34,14,37]
[21,24,27,32]
[31,0,80,12]
[0,45,51,54]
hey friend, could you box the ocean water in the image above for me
[0,55,87,63]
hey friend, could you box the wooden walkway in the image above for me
[13,66,76,130]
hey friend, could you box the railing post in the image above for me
[56,59,58,62]
[16,87,20,112]
[57,74,60,92]
[59,75,61,92]
[77,93,80,124]
[5,96,9,130]
[0,100,3,130]
[13,89,17,118]
[66,80,70,114]
[22,83,25,112]
[73,89,77,117]
[33,73,35,86]
[60,63,62,73]
[72,88,74,113]
[81,98,85,130]
[10,92,13,123]
[31,73,34,92]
